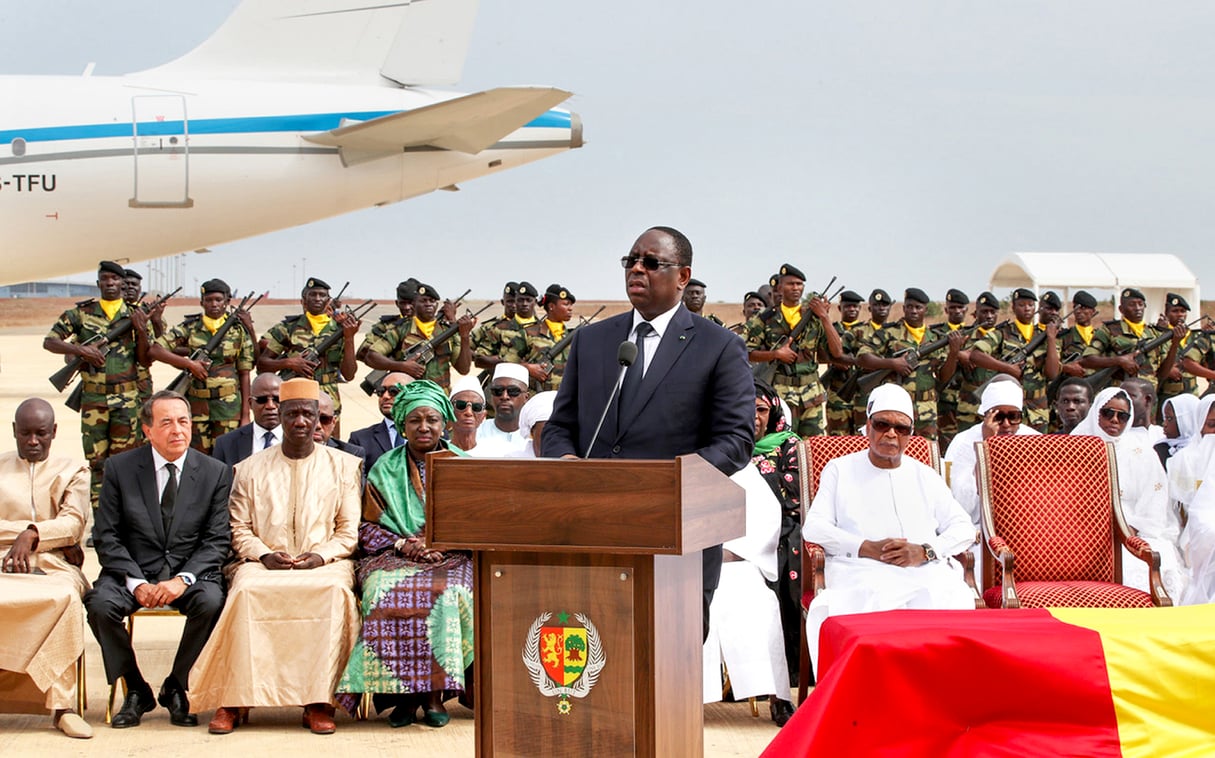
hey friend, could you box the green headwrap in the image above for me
[390,379,455,435]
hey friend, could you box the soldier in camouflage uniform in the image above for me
[1156,292,1215,407]
[953,291,1003,431]
[682,278,725,326]
[471,281,518,373]
[744,263,843,437]
[258,276,360,414]
[856,288,960,440]
[848,288,894,432]
[356,283,474,392]
[731,290,768,336]
[358,278,418,365]
[931,288,970,449]
[823,289,864,435]
[149,278,255,454]
[520,283,576,392]
[122,267,164,407]
[43,260,151,506]
[1080,287,1183,396]
[967,288,1060,432]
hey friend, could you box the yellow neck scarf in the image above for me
[841,320,858,329]
[305,312,331,336]
[414,316,436,340]
[904,323,926,344]
[99,298,123,321]
[545,319,565,343]
[514,315,537,327]
[1015,320,1034,342]
[1123,319,1145,339]
[201,314,226,335]
[869,321,883,331]
[1075,324,1094,345]
[948,322,962,331]
[978,326,992,337]
[781,303,802,330]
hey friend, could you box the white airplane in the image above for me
[0,0,581,286]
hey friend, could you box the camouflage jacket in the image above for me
[972,322,1053,399]
[856,319,950,402]
[1159,330,1210,398]
[357,313,408,360]
[157,314,255,392]
[374,319,462,389]
[48,299,140,389]
[1081,320,1171,388]
[744,307,833,379]
[262,314,346,387]
[521,319,573,392]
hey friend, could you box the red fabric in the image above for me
[762,609,1122,758]
[983,581,1152,610]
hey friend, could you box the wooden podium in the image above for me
[425,454,745,758]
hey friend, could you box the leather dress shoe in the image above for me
[302,703,336,734]
[111,688,155,728]
[208,707,249,735]
[158,684,199,727]
[770,697,795,727]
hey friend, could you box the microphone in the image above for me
[584,341,637,459]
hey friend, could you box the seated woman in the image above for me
[1071,387,1187,600]
[336,380,474,728]
[516,391,557,458]
[447,375,487,455]
[1154,394,1200,469]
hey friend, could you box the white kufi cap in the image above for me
[492,363,530,385]
[979,381,1024,415]
[866,384,915,421]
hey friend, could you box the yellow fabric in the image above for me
[1015,320,1034,342]
[1076,324,1094,345]
[1050,605,1215,758]
[869,321,883,331]
[1123,319,1145,339]
[98,298,123,321]
[514,315,537,327]
[904,323,926,344]
[414,317,436,340]
[305,312,331,336]
[948,322,962,331]
[781,304,802,330]
[841,321,858,329]
[977,327,992,337]
[545,319,565,343]
[201,314,226,335]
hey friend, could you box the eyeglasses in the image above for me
[989,410,1023,424]
[318,414,336,425]
[374,385,402,398]
[490,386,524,398]
[1099,408,1132,423]
[620,254,681,271]
[253,395,279,405]
[870,418,913,436]
[453,399,485,412]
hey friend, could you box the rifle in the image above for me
[854,322,982,398]
[753,276,838,385]
[998,309,1075,366]
[1085,316,1204,393]
[293,300,378,374]
[165,292,264,395]
[329,282,350,312]
[399,301,495,367]
[534,305,606,376]
[360,290,475,395]
[51,286,182,393]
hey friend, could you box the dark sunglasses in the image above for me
[252,395,279,405]
[620,254,681,271]
[989,410,1023,424]
[453,399,485,412]
[490,386,524,398]
[318,414,336,424]
[374,385,402,397]
[1099,408,1132,423]
[870,418,913,436]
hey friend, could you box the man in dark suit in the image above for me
[84,390,232,728]
[542,226,754,639]
[347,370,410,471]
[212,373,281,466]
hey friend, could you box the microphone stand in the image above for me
[584,341,638,459]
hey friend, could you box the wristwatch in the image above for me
[921,543,937,562]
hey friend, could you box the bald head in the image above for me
[250,373,283,429]
[13,398,56,462]
[313,392,337,444]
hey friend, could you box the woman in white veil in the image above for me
[1155,393,1200,469]
[1072,387,1187,600]
[1166,395,1215,519]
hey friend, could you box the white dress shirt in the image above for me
[250,423,282,459]
[127,447,194,592]
[629,302,682,379]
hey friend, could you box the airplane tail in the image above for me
[136,0,479,86]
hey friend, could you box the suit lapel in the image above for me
[377,421,393,452]
[135,448,166,543]
[617,306,696,433]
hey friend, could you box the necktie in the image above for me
[161,462,178,534]
[619,321,653,417]
[262,430,275,449]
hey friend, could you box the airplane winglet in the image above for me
[302,86,573,165]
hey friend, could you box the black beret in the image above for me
[396,278,419,300]
[904,287,930,305]
[200,278,230,297]
[516,281,538,298]
[778,263,806,282]
[977,291,1000,309]
[304,277,330,291]
[1121,287,1146,301]
[744,291,765,303]
[945,288,969,305]
[870,289,891,304]
[98,260,126,277]
[1011,287,1038,302]
[839,289,864,304]
[542,283,575,305]
[503,281,519,295]
[768,273,780,289]
[1166,292,1191,310]
[1072,290,1098,309]
[1040,291,1062,309]
[687,278,707,288]
[123,268,142,280]
[415,283,440,300]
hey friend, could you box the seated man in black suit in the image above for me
[212,373,281,466]
[84,390,233,729]
[347,370,410,471]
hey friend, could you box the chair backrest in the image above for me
[976,435,1122,585]
[802,435,941,502]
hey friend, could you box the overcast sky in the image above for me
[2,1,1213,304]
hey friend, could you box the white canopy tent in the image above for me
[988,253,1200,321]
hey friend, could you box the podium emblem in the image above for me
[523,610,606,714]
